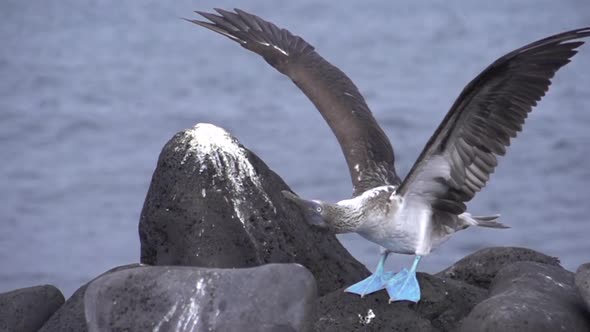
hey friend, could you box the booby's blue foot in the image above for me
[386,269,420,302]
[344,271,394,296]
[345,250,393,297]
[386,256,422,303]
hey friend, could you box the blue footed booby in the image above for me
[188,9,590,302]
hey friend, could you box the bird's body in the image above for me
[334,186,418,254]
[188,8,590,302]
[333,185,500,256]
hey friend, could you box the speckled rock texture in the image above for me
[84,264,316,332]
[139,123,368,296]
[38,283,88,332]
[0,285,64,332]
[39,264,140,332]
[316,252,590,332]
[575,263,590,311]
[436,246,561,289]
[458,261,590,332]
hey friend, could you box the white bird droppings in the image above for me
[178,123,275,226]
[544,275,567,288]
[358,309,376,325]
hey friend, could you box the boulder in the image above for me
[39,282,92,332]
[436,247,561,289]
[575,263,590,312]
[0,285,64,332]
[84,264,316,332]
[139,123,368,295]
[315,273,487,332]
[458,261,590,332]
[39,264,140,332]
[36,123,588,332]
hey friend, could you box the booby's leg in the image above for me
[386,255,422,303]
[345,249,394,296]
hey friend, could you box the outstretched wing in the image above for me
[396,27,590,215]
[187,8,401,196]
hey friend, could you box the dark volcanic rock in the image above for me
[39,282,91,332]
[40,263,314,331]
[575,263,590,312]
[139,123,368,295]
[84,264,316,332]
[458,261,590,332]
[436,247,560,289]
[315,273,487,332]
[0,285,64,332]
[316,289,434,332]
[39,264,140,332]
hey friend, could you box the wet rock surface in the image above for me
[84,264,316,332]
[0,285,64,332]
[458,261,590,332]
[139,123,368,296]
[575,263,590,312]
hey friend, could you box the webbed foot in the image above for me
[386,268,420,303]
[345,270,395,296]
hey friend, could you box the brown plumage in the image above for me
[186,8,401,197]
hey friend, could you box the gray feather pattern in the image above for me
[398,27,590,218]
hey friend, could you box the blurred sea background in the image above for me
[1,0,589,298]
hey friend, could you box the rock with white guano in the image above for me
[139,123,368,295]
[83,264,316,332]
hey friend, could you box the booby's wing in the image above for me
[396,27,590,215]
[187,9,401,196]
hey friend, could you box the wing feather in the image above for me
[188,9,402,195]
[397,27,590,216]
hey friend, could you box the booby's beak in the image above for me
[281,190,328,228]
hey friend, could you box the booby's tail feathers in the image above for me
[186,9,315,71]
[460,213,509,229]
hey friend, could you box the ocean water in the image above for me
[1,0,589,297]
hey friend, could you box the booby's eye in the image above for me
[315,206,323,213]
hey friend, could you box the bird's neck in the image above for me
[323,199,365,233]
[333,186,398,233]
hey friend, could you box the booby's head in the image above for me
[282,191,330,227]
[281,191,362,233]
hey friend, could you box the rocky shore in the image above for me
[2,123,589,331]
